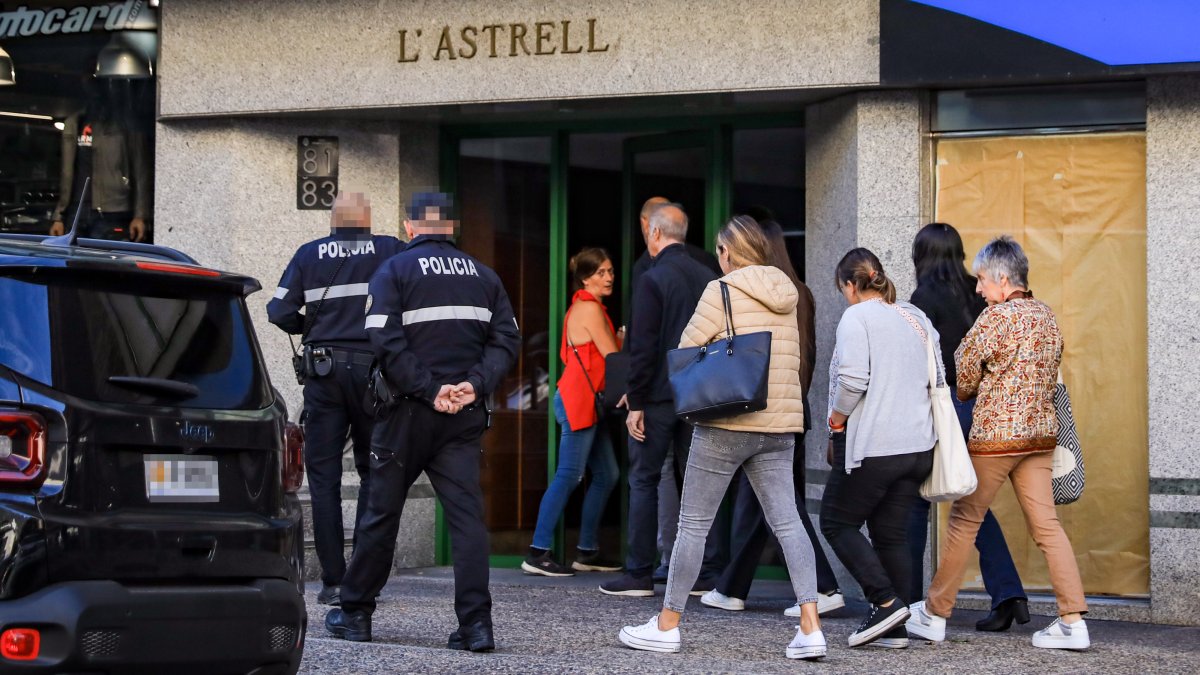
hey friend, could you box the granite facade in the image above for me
[158,0,879,117]
[1146,75,1200,626]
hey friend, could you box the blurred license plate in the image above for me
[144,455,219,503]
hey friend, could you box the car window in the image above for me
[0,274,272,410]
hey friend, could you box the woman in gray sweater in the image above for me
[820,248,938,648]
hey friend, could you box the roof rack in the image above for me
[0,233,198,264]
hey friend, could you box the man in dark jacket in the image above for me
[325,192,520,651]
[600,203,725,597]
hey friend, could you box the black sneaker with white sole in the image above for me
[869,625,910,649]
[848,602,911,647]
[521,550,575,577]
[572,549,622,572]
[599,574,655,597]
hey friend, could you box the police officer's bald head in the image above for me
[331,192,371,233]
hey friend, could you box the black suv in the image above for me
[0,234,306,674]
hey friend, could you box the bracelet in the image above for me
[827,417,846,432]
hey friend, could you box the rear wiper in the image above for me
[107,376,200,399]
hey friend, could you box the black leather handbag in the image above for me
[666,281,772,423]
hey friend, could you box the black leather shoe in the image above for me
[976,597,1031,632]
[316,584,341,606]
[325,607,372,642]
[450,619,495,652]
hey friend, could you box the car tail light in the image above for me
[0,411,47,488]
[1,628,40,661]
[135,261,221,277]
[282,422,304,493]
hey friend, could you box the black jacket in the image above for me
[626,243,718,409]
[267,233,405,349]
[629,243,721,298]
[910,279,986,386]
[364,235,521,405]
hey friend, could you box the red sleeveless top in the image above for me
[558,290,614,431]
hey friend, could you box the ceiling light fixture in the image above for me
[0,44,14,86]
[96,34,153,78]
[0,111,52,121]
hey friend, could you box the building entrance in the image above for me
[442,117,807,571]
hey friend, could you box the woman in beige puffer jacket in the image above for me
[618,216,825,661]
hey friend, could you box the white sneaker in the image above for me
[905,601,946,642]
[1032,618,1090,650]
[700,590,745,611]
[786,627,827,660]
[618,615,681,653]
[785,591,845,617]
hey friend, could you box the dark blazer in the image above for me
[626,243,718,410]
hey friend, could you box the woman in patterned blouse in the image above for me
[906,236,1090,651]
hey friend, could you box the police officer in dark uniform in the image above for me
[325,192,520,651]
[267,191,404,606]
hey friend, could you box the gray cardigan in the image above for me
[828,299,942,472]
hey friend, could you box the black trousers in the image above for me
[717,433,840,599]
[341,400,491,628]
[301,355,374,586]
[625,402,728,579]
[819,433,933,607]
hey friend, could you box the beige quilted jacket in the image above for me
[678,265,804,433]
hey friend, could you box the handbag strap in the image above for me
[564,303,602,401]
[720,281,736,342]
[885,302,944,389]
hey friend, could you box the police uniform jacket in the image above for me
[364,235,521,405]
[268,233,405,349]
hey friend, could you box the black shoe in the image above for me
[870,625,910,649]
[521,550,575,577]
[976,597,1031,632]
[689,576,718,597]
[325,608,371,642]
[848,601,911,647]
[599,574,655,597]
[571,549,622,572]
[316,584,341,606]
[448,619,495,652]
[651,563,669,584]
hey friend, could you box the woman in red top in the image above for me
[522,248,623,577]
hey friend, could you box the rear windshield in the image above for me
[0,273,272,410]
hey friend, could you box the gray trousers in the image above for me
[663,426,818,613]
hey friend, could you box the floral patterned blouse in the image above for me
[955,296,1063,456]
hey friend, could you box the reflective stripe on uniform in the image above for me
[401,305,493,325]
[304,283,370,303]
[365,314,388,329]
[273,287,289,299]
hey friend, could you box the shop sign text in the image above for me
[0,1,154,39]
[399,19,611,63]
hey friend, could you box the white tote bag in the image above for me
[917,319,977,502]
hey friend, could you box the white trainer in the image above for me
[618,615,681,653]
[786,627,827,660]
[785,591,845,617]
[1032,618,1090,650]
[700,590,745,611]
[905,601,946,642]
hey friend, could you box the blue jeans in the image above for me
[531,392,619,551]
[907,390,1025,608]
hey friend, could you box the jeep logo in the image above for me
[180,421,215,444]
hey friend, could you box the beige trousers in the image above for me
[926,451,1087,618]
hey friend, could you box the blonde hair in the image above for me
[717,215,772,269]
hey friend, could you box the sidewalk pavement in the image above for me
[299,567,1199,674]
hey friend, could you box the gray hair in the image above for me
[648,202,688,241]
[973,235,1029,288]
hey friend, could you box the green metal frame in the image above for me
[434,113,802,570]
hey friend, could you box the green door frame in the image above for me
[435,113,801,570]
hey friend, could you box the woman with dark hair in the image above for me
[820,248,936,648]
[522,247,622,577]
[906,223,1029,632]
[701,218,845,618]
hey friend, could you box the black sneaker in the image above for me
[521,550,574,577]
[316,584,341,606]
[869,625,910,649]
[848,602,911,647]
[572,549,622,572]
[599,574,655,597]
[325,607,372,642]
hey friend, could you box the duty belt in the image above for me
[326,347,374,366]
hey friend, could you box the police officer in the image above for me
[267,191,404,606]
[325,192,520,651]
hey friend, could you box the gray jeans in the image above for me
[663,426,818,613]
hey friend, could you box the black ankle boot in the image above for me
[976,597,1030,632]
